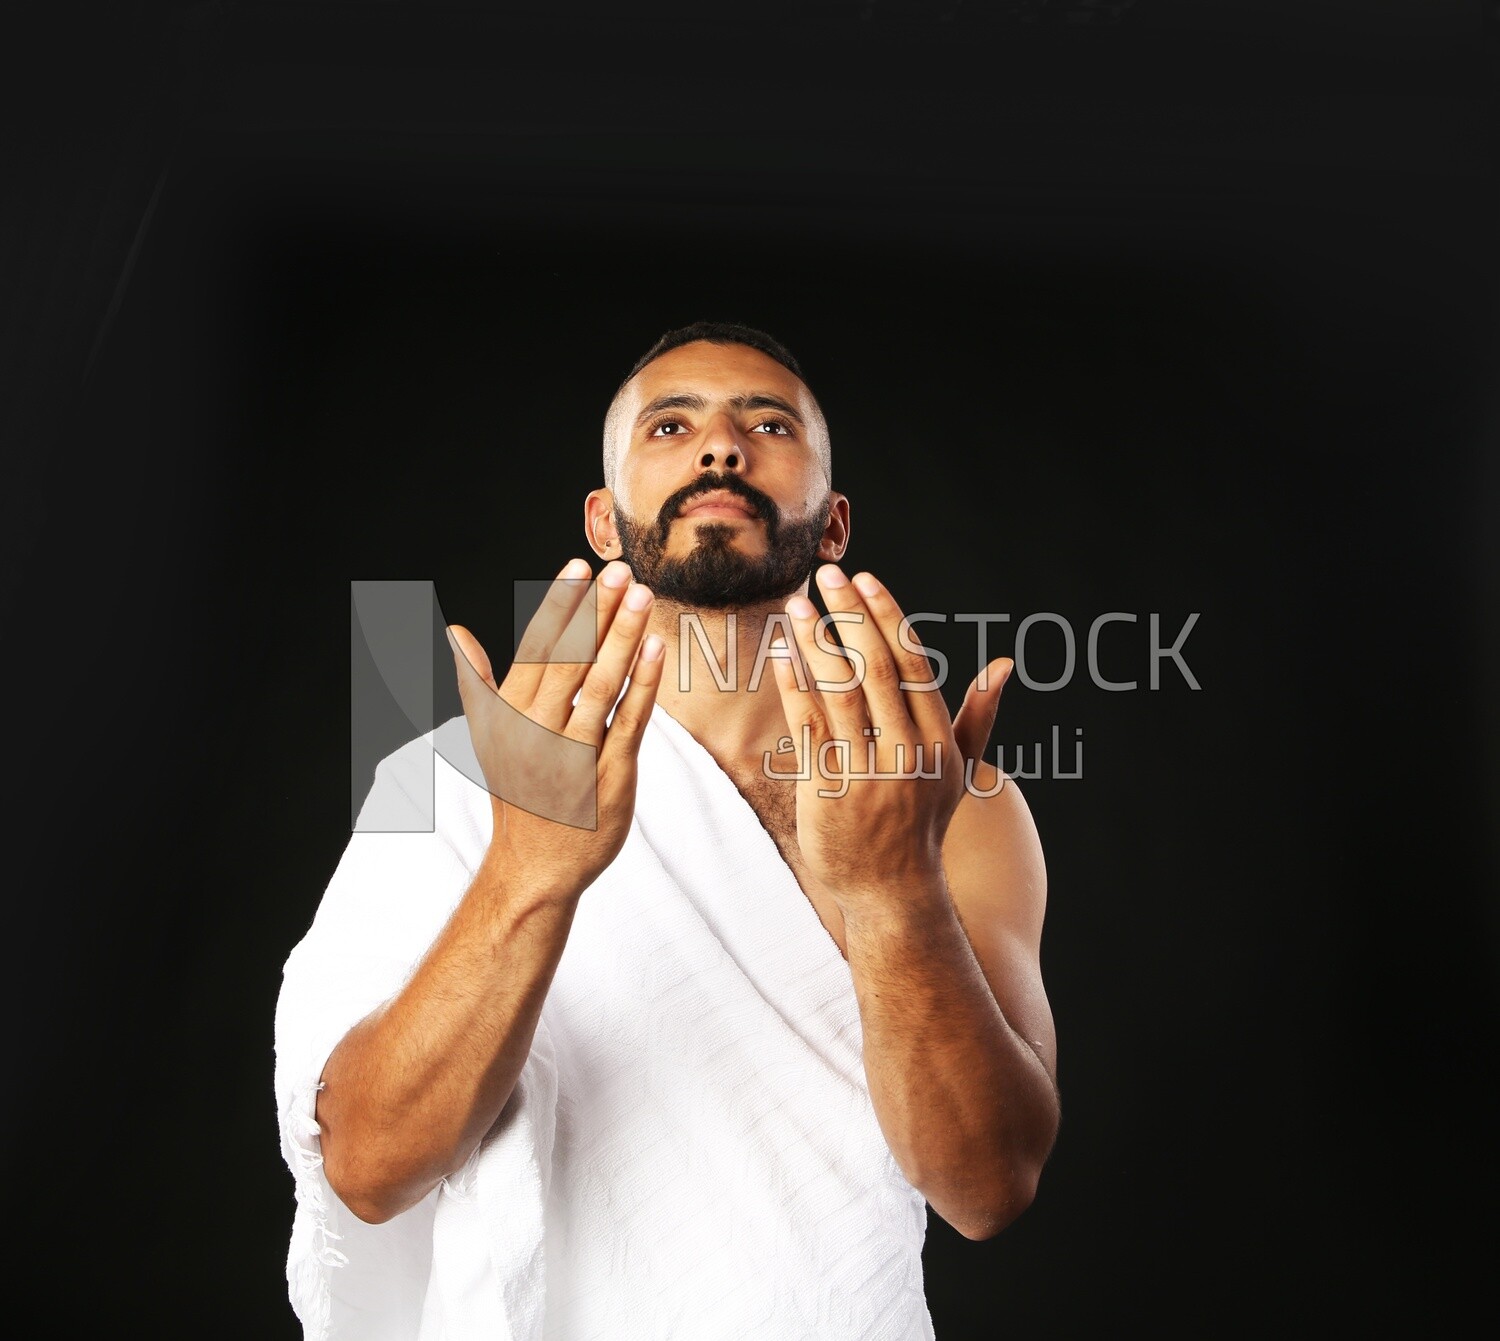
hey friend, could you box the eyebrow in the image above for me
[634,392,806,429]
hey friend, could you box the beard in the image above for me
[614,473,829,610]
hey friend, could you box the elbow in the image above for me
[317,1091,454,1225]
[955,1183,1035,1242]
[322,1140,427,1226]
[340,1189,403,1228]
[322,1148,397,1225]
[934,1088,1060,1241]
[318,1089,484,1225]
[942,1161,1045,1242]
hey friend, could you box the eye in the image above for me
[647,417,688,437]
[751,419,792,436]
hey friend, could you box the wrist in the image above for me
[476,837,587,915]
[834,863,951,925]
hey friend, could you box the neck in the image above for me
[645,595,803,766]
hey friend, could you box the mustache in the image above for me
[655,473,781,532]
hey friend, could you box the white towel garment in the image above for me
[274,705,934,1340]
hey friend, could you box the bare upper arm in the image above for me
[942,761,1058,1087]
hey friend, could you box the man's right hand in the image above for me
[446,557,663,901]
[318,559,661,1225]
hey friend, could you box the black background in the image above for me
[6,1,1498,1335]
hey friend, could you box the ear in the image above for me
[585,488,620,560]
[816,491,851,562]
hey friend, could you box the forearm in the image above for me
[841,878,1059,1240]
[316,846,580,1224]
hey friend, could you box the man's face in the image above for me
[606,341,837,609]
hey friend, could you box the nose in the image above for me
[693,413,746,475]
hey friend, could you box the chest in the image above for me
[723,765,849,961]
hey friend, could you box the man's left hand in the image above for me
[769,564,1014,905]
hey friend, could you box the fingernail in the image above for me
[852,572,881,598]
[819,565,848,588]
[625,583,653,611]
[786,596,817,619]
[600,561,631,589]
[561,558,591,580]
[640,634,664,662]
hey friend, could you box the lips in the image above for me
[679,490,759,521]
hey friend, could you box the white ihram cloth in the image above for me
[274,704,934,1340]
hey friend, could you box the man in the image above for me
[275,321,1060,1339]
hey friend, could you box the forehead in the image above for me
[621,341,816,423]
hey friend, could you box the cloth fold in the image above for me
[274,706,933,1339]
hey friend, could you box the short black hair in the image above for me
[602,320,830,489]
[619,321,805,389]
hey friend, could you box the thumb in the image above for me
[952,657,1012,764]
[446,624,498,694]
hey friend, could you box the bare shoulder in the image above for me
[940,760,1057,1080]
[943,760,1048,949]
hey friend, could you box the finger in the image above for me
[590,559,635,649]
[528,559,636,726]
[447,624,498,696]
[953,657,1013,765]
[768,636,830,758]
[784,592,870,741]
[565,581,656,743]
[814,564,911,731]
[566,558,633,659]
[846,569,952,740]
[599,630,666,770]
[501,558,596,707]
